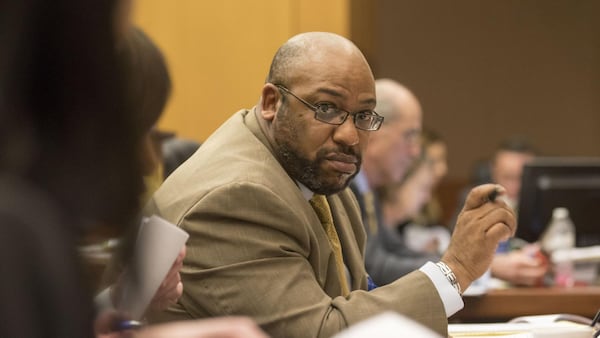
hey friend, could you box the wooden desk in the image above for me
[450,287,600,323]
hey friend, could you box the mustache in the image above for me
[317,145,360,163]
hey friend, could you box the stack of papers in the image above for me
[448,321,594,338]
[332,312,442,338]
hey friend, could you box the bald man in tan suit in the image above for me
[146,32,516,337]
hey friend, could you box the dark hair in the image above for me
[397,128,444,182]
[101,26,176,288]
[162,138,201,179]
[496,136,538,156]
[0,0,143,231]
[492,136,538,163]
[421,128,444,147]
[119,27,172,134]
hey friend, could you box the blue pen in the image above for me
[114,320,144,331]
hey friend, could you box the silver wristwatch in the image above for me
[436,261,462,295]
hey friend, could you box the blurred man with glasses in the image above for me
[146,32,515,338]
[350,79,443,287]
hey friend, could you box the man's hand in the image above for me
[442,184,516,292]
[95,313,269,338]
[147,245,186,313]
[133,317,270,338]
[491,244,549,286]
[108,245,186,318]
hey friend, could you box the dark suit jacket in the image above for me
[146,109,447,337]
[0,175,94,338]
[350,178,441,286]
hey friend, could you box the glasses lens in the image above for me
[355,112,379,130]
[314,103,346,124]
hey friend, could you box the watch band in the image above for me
[436,261,462,295]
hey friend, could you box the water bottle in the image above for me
[541,207,576,287]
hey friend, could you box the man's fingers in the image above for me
[463,184,506,211]
[164,262,181,284]
[161,281,182,302]
[485,222,512,242]
[482,206,516,236]
[176,246,186,263]
[150,281,183,311]
[154,272,181,298]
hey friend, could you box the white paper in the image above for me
[118,215,189,319]
[332,312,442,338]
[509,313,594,326]
[448,321,594,338]
[552,245,600,263]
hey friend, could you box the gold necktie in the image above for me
[363,191,378,236]
[309,194,350,296]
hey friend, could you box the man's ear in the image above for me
[260,83,281,121]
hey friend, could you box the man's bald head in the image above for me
[362,79,423,188]
[258,32,376,195]
[267,32,371,87]
[374,78,421,123]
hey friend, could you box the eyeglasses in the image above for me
[275,84,384,131]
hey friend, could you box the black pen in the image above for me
[487,188,499,202]
[593,308,600,337]
[591,308,600,327]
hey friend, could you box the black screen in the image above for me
[517,157,600,247]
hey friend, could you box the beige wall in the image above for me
[349,0,600,225]
[352,0,600,182]
[134,0,349,142]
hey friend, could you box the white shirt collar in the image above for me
[353,170,371,194]
[298,181,314,201]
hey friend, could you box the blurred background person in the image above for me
[488,137,549,287]
[452,136,548,287]
[97,24,268,338]
[375,129,451,281]
[489,137,536,212]
[95,25,183,318]
[0,0,144,335]
[0,0,267,337]
[412,129,448,227]
[350,78,424,286]
[161,136,201,180]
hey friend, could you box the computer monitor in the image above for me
[517,157,600,247]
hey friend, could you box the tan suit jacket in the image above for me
[146,109,448,337]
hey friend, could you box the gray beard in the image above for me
[275,141,359,195]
